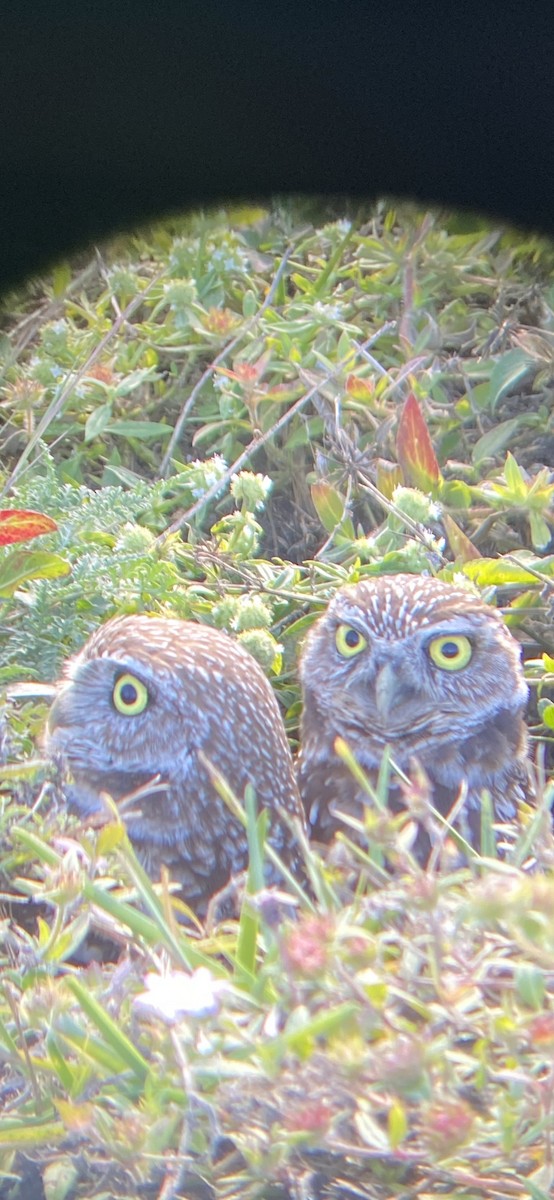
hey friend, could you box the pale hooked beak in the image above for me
[374,662,404,721]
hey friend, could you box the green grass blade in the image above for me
[0,1121,65,1149]
[10,826,62,867]
[234,786,263,980]
[480,789,497,859]
[64,977,150,1083]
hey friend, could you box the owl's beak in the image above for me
[374,662,404,720]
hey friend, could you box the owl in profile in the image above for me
[298,574,532,858]
[47,615,306,915]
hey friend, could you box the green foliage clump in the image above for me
[2,781,554,1198]
[1,198,554,1197]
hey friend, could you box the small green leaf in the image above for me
[101,463,145,487]
[540,702,554,730]
[242,289,257,317]
[283,611,324,639]
[0,550,71,597]
[461,558,544,586]
[528,510,552,551]
[114,367,159,397]
[95,820,127,854]
[311,481,348,533]
[45,1033,77,1092]
[42,1158,80,1200]
[106,419,172,440]
[388,1100,408,1149]
[285,416,325,450]
[503,451,527,498]
[488,348,534,411]
[438,478,472,508]
[84,402,113,442]
[52,261,72,297]
[515,964,546,1009]
[460,380,492,413]
[472,418,526,464]
[542,653,554,673]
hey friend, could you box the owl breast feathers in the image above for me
[298,574,532,857]
[47,615,305,914]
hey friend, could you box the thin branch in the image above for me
[355,467,447,561]
[158,241,297,477]
[1,269,164,496]
[1,260,99,365]
[157,322,396,541]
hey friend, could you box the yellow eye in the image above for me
[428,635,472,671]
[335,623,368,658]
[112,672,149,715]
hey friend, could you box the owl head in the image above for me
[46,614,305,911]
[48,616,222,785]
[299,573,528,774]
[46,614,299,823]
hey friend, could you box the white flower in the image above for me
[230,471,272,511]
[133,967,229,1023]
[313,300,343,320]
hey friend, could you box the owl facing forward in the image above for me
[298,574,531,857]
[47,615,305,914]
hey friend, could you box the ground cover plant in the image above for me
[1,200,554,1198]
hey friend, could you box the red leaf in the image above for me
[0,509,58,546]
[528,1013,554,1044]
[396,394,441,494]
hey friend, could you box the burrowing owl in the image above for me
[298,574,531,858]
[47,615,305,913]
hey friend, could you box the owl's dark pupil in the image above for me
[119,682,138,705]
[441,641,459,658]
[345,628,360,648]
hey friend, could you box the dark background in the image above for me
[1,3,553,292]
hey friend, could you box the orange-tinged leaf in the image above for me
[528,1013,554,1044]
[442,513,481,562]
[0,509,57,545]
[345,373,374,401]
[55,1099,95,1131]
[375,459,404,500]
[311,482,347,533]
[396,394,441,494]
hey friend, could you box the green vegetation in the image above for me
[1,200,554,1198]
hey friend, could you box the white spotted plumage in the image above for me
[298,574,532,857]
[48,615,305,913]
